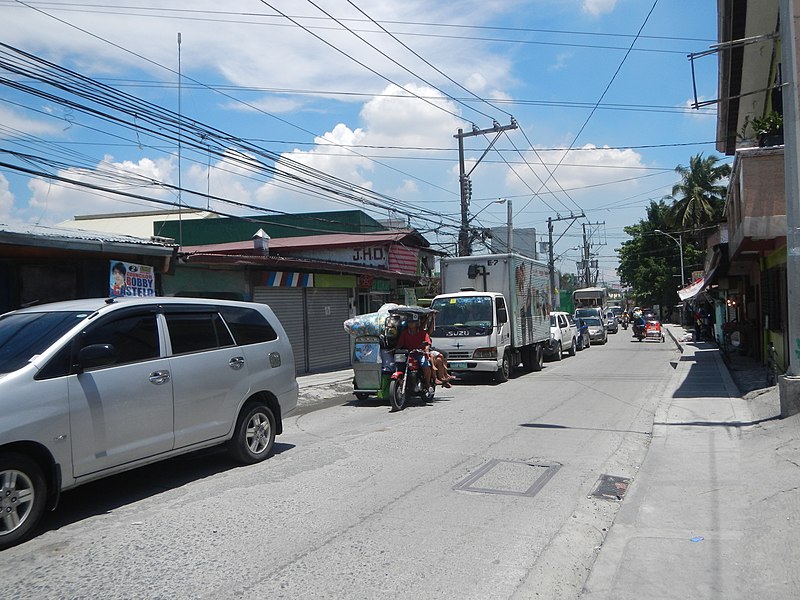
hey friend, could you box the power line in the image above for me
[10,0,461,204]
[256,0,472,125]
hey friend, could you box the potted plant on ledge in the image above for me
[745,111,784,147]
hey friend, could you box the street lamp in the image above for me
[654,229,685,286]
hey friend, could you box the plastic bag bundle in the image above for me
[343,303,399,337]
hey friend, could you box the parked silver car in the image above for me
[583,316,608,344]
[0,297,298,549]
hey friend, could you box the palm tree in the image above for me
[666,154,730,232]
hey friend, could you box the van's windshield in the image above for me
[0,311,88,374]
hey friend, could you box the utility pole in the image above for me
[455,119,517,256]
[780,0,800,414]
[547,213,584,308]
[579,221,606,287]
[582,223,591,288]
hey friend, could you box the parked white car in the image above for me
[547,311,578,360]
[0,297,298,549]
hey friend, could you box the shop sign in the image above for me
[290,246,388,268]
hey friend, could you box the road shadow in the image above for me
[36,442,295,535]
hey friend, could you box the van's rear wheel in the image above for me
[228,402,276,464]
[0,453,47,550]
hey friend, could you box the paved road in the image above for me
[1,330,679,599]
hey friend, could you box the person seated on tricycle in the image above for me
[421,341,456,388]
[396,314,434,389]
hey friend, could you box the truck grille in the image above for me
[446,351,471,360]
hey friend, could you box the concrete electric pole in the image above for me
[455,119,517,256]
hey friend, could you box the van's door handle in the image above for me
[149,370,171,385]
[229,356,245,370]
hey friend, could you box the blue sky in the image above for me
[0,0,721,284]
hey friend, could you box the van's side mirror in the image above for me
[497,308,508,324]
[77,344,117,370]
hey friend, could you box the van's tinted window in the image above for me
[219,307,278,345]
[0,311,88,374]
[83,314,160,365]
[166,312,234,354]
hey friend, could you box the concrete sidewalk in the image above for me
[581,324,800,599]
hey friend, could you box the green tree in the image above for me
[617,200,702,308]
[666,153,730,234]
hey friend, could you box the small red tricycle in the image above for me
[644,319,665,342]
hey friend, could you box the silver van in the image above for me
[0,297,298,548]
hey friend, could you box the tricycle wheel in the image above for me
[389,378,406,412]
[354,392,370,401]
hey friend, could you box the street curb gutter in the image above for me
[665,325,684,353]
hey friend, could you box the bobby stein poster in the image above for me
[109,261,156,297]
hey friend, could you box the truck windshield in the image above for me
[430,296,493,336]
[0,311,88,374]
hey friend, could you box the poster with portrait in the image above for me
[109,260,156,297]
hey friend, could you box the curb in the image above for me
[665,325,684,354]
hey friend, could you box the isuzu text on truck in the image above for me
[430,254,551,382]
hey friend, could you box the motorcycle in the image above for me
[621,316,629,330]
[632,322,645,341]
[389,348,435,412]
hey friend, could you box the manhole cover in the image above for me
[453,459,561,497]
[590,474,631,501]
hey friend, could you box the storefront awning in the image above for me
[678,277,706,301]
[677,248,722,302]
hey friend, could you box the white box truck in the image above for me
[430,253,551,382]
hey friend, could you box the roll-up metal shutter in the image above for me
[305,288,352,372]
[253,287,307,374]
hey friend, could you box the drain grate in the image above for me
[453,459,561,497]
[590,474,631,501]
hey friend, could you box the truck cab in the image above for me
[429,291,512,381]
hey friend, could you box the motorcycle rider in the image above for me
[396,314,434,390]
[631,307,646,338]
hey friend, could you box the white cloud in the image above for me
[549,53,572,72]
[255,83,464,212]
[504,144,647,205]
[683,97,715,120]
[582,0,617,16]
[0,174,15,223]
[0,106,63,138]
[25,155,177,223]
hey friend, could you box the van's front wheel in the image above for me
[0,453,47,550]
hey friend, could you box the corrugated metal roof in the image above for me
[182,252,419,281]
[182,229,425,254]
[0,223,176,256]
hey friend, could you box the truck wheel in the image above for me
[494,352,511,383]
[0,453,47,550]
[532,345,544,371]
[554,342,562,361]
[568,337,577,356]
